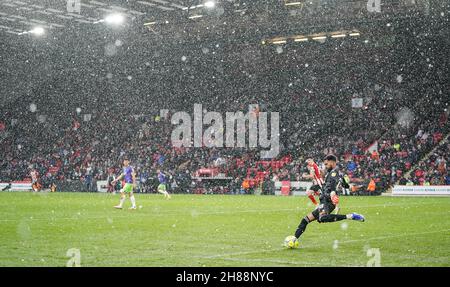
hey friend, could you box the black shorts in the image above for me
[309,184,321,194]
[311,201,335,219]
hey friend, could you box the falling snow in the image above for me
[0,0,447,222]
[333,240,339,250]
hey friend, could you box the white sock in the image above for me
[118,196,125,207]
[130,195,136,207]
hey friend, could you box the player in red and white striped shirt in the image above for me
[302,159,324,206]
[30,169,42,192]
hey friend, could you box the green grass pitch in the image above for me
[0,192,449,267]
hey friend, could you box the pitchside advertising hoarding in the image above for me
[275,183,450,196]
[274,181,309,196]
[2,181,450,196]
[96,180,108,192]
[0,181,32,191]
[392,185,450,196]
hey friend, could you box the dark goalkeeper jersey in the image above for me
[319,167,340,203]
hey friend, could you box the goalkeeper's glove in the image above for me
[330,191,339,205]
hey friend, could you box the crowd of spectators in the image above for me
[1,99,447,194]
[402,140,449,186]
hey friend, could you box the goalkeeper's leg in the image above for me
[295,214,315,239]
[318,203,365,223]
[294,209,318,239]
[318,213,365,222]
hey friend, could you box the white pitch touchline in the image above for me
[0,201,444,222]
[194,228,450,260]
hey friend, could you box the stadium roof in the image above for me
[0,0,432,38]
[0,0,447,107]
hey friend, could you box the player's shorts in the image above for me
[309,184,321,195]
[312,201,335,220]
[123,183,134,193]
[158,184,166,192]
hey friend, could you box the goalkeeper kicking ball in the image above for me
[284,235,299,249]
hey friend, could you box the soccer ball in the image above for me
[284,235,299,249]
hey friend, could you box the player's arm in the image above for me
[320,167,326,178]
[323,173,339,198]
[112,173,124,183]
[327,173,340,205]
[301,169,314,179]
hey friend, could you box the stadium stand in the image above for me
[0,0,448,194]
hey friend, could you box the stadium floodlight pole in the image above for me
[18,27,45,36]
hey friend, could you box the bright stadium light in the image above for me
[93,14,125,25]
[188,15,203,19]
[285,1,302,6]
[18,27,45,36]
[204,1,215,8]
[31,27,45,35]
[331,34,346,38]
[104,14,125,25]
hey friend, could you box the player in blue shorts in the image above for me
[112,158,137,210]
